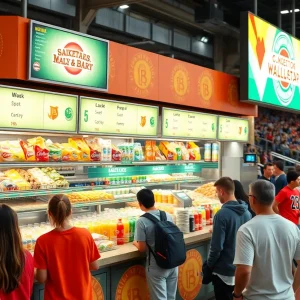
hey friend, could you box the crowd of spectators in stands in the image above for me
[255,108,300,158]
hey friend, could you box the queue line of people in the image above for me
[1,171,300,299]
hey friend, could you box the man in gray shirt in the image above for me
[233,180,300,300]
[133,189,178,300]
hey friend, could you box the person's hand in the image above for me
[133,241,138,249]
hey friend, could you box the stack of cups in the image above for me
[175,208,190,234]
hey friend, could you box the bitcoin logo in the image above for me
[178,249,203,300]
[198,72,214,106]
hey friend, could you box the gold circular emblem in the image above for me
[178,249,203,300]
[171,64,190,101]
[198,72,214,106]
[92,276,104,300]
[115,265,150,300]
[130,53,154,96]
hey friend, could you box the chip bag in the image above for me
[112,144,121,161]
[84,137,101,161]
[68,138,90,161]
[0,141,26,162]
[20,140,35,161]
[57,143,81,161]
[27,137,49,162]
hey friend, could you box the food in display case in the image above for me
[194,182,216,197]
[41,168,69,187]
[27,168,56,189]
[159,141,177,160]
[27,136,50,162]
[46,141,62,162]
[67,190,114,203]
[20,140,35,161]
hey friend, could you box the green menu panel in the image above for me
[88,163,218,178]
[162,108,217,139]
[29,20,108,91]
[79,97,158,136]
[0,85,77,133]
[218,116,249,142]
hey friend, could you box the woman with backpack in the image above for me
[34,194,100,300]
[0,204,34,300]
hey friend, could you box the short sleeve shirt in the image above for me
[34,227,100,300]
[234,215,300,300]
[0,251,34,300]
[275,186,300,225]
[134,210,173,268]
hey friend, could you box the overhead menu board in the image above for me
[29,20,109,91]
[218,116,249,142]
[79,97,159,136]
[162,108,217,139]
[0,85,77,133]
[241,12,300,112]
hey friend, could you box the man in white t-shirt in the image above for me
[233,179,300,300]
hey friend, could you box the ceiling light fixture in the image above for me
[119,4,129,9]
[201,36,208,43]
[281,9,300,14]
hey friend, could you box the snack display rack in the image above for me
[0,132,218,222]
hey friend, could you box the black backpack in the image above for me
[142,210,186,269]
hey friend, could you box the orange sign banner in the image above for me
[0,16,257,117]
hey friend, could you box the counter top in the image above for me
[98,226,212,268]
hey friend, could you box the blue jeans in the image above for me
[146,265,178,300]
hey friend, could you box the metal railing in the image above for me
[255,138,300,161]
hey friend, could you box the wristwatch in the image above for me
[232,292,243,298]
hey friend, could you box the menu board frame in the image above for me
[217,116,249,142]
[161,107,218,140]
[0,84,78,133]
[78,96,159,137]
[28,20,109,92]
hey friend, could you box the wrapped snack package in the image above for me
[177,142,189,160]
[159,141,177,160]
[68,138,90,161]
[16,169,40,189]
[153,145,166,161]
[41,167,69,187]
[4,169,31,190]
[27,168,55,189]
[55,143,81,162]
[46,140,62,162]
[186,142,201,160]
[112,144,121,161]
[27,137,49,162]
[84,137,101,161]
[20,140,35,161]
[0,141,26,162]
[0,179,18,191]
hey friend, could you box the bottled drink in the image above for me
[117,218,124,245]
[199,213,203,230]
[123,219,129,243]
[129,217,136,242]
[205,206,210,225]
[209,205,213,225]
[194,212,199,231]
[189,214,195,232]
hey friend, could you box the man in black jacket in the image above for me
[207,177,251,300]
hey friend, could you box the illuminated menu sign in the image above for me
[162,108,217,139]
[218,116,249,142]
[79,97,158,136]
[0,85,77,132]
